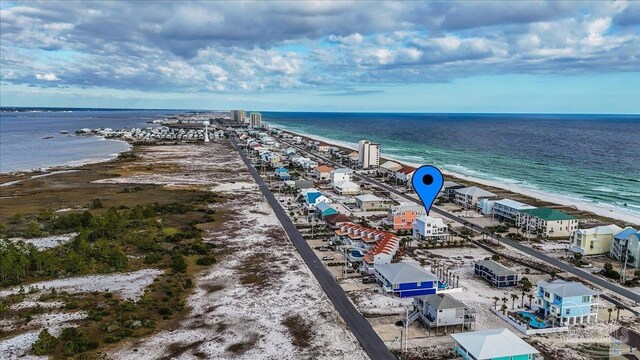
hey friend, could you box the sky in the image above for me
[0,1,639,113]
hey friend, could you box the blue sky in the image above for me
[1,1,639,113]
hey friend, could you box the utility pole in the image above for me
[404,307,409,353]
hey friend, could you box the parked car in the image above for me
[362,276,377,284]
[345,268,356,274]
[318,247,329,252]
[322,256,334,261]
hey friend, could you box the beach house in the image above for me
[534,279,599,326]
[384,204,425,230]
[477,198,500,215]
[301,189,331,212]
[333,180,361,195]
[395,166,417,185]
[315,202,339,220]
[379,160,402,178]
[323,213,353,229]
[454,186,497,208]
[355,194,386,211]
[330,168,352,185]
[610,327,640,360]
[411,293,476,330]
[442,181,464,201]
[610,227,640,268]
[474,260,519,288]
[412,215,450,242]
[317,142,330,152]
[451,328,541,360]
[362,234,401,268]
[273,167,291,181]
[373,262,439,298]
[314,165,333,181]
[347,151,359,165]
[491,199,536,223]
[569,224,623,255]
[516,208,578,238]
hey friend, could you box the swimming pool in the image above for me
[517,311,548,329]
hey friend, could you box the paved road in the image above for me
[285,140,640,306]
[231,138,396,360]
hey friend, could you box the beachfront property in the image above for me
[347,151,359,165]
[317,142,331,152]
[610,327,640,359]
[441,181,464,201]
[373,262,438,298]
[451,328,541,360]
[379,160,402,178]
[249,112,262,128]
[230,109,245,123]
[453,186,497,208]
[384,203,425,230]
[273,167,291,181]
[394,165,417,185]
[492,199,536,223]
[516,208,578,238]
[477,197,500,216]
[534,279,598,326]
[301,188,331,212]
[412,215,450,242]
[315,202,339,220]
[474,260,519,288]
[610,227,640,268]
[355,194,386,211]
[358,139,381,169]
[411,293,476,330]
[569,224,623,255]
[314,165,333,181]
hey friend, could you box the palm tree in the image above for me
[493,296,500,310]
[511,294,519,309]
[519,277,532,308]
[500,304,508,315]
[616,305,622,322]
[527,294,534,308]
[550,271,557,280]
[501,297,508,307]
[608,308,613,323]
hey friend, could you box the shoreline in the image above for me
[270,123,640,226]
[0,137,131,178]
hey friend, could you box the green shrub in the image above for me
[32,329,58,355]
[196,256,217,266]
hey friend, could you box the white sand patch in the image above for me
[0,332,44,360]
[210,181,259,192]
[351,291,414,316]
[0,269,162,301]
[10,301,64,311]
[9,233,77,250]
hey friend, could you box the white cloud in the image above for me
[35,73,58,81]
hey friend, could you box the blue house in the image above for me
[451,328,540,360]
[374,262,438,298]
[315,202,338,220]
[534,279,599,326]
[274,167,291,180]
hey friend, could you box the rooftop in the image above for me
[494,199,536,210]
[356,194,384,202]
[315,165,333,173]
[450,328,539,359]
[614,227,639,240]
[416,293,468,310]
[519,207,576,221]
[454,186,497,198]
[537,279,598,297]
[575,224,623,236]
[374,262,437,284]
[475,260,518,276]
[332,168,352,174]
[324,214,352,225]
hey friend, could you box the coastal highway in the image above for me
[231,137,396,360]
[282,139,640,306]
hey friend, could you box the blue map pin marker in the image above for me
[412,165,444,215]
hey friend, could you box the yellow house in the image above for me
[570,224,622,255]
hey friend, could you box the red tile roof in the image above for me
[399,165,417,174]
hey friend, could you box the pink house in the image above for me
[385,204,426,230]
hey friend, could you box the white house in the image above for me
[451,328,540,360]
[411,293,476,330]
[412,215,450,242]
[454,186,497,208]
[491,199,536,222]
[314,165,334,181]
[395,166,417,185]
[331,168,352,185]
[301,188,331,212]
[334,180,361,195]
[379,160,402,177]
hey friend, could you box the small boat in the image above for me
[41,136,54,139]
[59,130,69,134]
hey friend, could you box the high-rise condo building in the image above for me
[250,112,262,128]
[358,140,380,168]
[230,110,245,123]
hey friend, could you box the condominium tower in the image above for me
[358,140,380,169]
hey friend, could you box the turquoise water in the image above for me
[264,112,640,220]
[517,311,548,329]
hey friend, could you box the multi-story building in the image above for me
[569,224,622,255]
[249,112,262,128]
[413,215,450,242]
[441,181,464,201]
[355,194,386,211]
[491,199,536,223]
[453,186,497,208]
[230,109,245,123]
[330,168,352,186]
[516,207,578,238]
[374,262,439,298]
[534,279,598,326]
[379,160,402,178]
[384,204,425,230]
[474,260,519,288]
[611,227,640,268]
[358,140,381,169]
[411,293,476,330]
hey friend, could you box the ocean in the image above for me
[263,112,640,221]
[0,108,184,173]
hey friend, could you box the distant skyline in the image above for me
[1,1,639,114]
